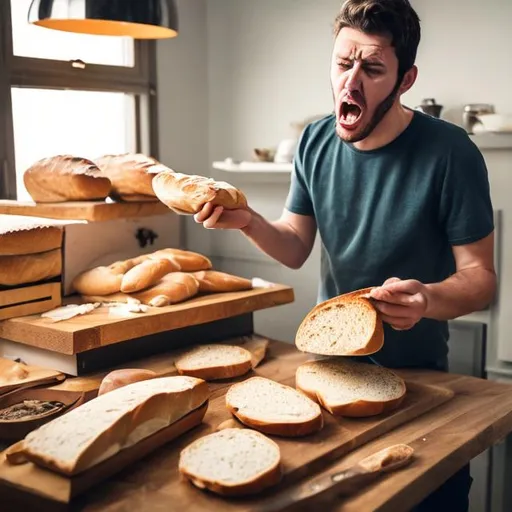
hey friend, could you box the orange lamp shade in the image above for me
[28,0,179,39]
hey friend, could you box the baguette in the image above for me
[0,249,61,286]
[179,428,282,496]
[295,358,406,417]
[175,344,253,380]
[152,171,247,215]
[295,287,383,356]
[20,376,210,476]
[193,270,253,293]
[95,153,172,202]
[225,377,323,437]
[98,369,157,396]
[120,258,177,293]
[149,248,212,272]
[0,216,63,256]
[23,155,111,203]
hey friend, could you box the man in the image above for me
[195,0,496,510]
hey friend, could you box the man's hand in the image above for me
[194,202,252,230]
[369,277,430,331]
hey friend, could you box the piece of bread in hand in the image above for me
[95,153,172,202]
[175,344,253,380]
[225,376,323,437]
[23,155,111,203]
[149,248,212,272]
[179,428,282,496]
[20,376,210,476]
[295,287,383,356]
[152,170,247,214]
[97,369,157,396]
[193,270,253,293]
[295,358,406,417]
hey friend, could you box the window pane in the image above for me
[11,88,136,201]
[11,0,134,67]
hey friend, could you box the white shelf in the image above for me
[470,133,512,150]
[212,161,293,173]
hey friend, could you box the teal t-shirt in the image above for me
[285,111,494,369]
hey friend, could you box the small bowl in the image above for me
[0,387,86,442]
[476,113,512,133]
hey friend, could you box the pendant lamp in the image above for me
[28,0,179,39]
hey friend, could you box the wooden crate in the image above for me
[0,282,61,321]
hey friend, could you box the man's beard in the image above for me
[334,77,403,143]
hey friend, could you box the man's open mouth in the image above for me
[339,99,364,128]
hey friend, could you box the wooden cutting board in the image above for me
[0,200,170,222]
[0,285,294,354]
[0,377,453,507]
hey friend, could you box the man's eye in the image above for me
[364,67,383,76]
[337,61,351,70]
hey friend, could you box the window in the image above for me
[0,0,158,200]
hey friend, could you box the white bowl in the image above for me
[476,113,512,133]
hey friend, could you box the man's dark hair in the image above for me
[334,0,421,79]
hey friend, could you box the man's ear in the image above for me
[399,65,418,95]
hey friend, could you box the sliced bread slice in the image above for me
[295,287,383,356]
[175,344,253,380]
[295,358,406,417]
[225,377,323,437]
[179,428,282,496]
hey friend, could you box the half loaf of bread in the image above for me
[295,358,406,417]
[295,287,383,356]
[226,377,323,437]
[152,171,247,214]
[179,428,282,496]
[95,153,172,202]
[23,155,111,203]
[20,376,209,476]
[175,344,253,380]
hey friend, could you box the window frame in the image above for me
[0,0,159,199]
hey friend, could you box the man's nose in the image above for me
[345,63,362,91]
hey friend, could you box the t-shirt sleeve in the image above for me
[284,125,315,216]
[438,134,494,245]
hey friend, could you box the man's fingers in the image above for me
[203,206,224,229]
[383,277,401,286]
[382,279,423,294]
[372,301,411,319]
[194,202,214,223]
[371,291,423,307]
[379,314,416,331]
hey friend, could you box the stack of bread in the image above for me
[71,247,253,307]
[0,215,63,288]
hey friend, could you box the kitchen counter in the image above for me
[2,340,512,511]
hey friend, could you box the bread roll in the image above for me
[95,153,173,202]
[152,171,247,214]
[0,216,63,256]
[193,270,252,293]
[0,249,61,286]
[71,259,135,296]
[98,369,157,396]
[23,155,111,203]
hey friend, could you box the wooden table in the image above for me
[2,340,512,511]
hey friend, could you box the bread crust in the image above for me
[295,287,384,356]
[120,258,178,293]
[0,249,62,286]
[150,248,212,272]
[193,270,252,293]
[152,171,247,215]
[179,428,282,496]
[23,155,111,202]
[21,377,210,476]
[0,225,63,256]
[98,369,157,396]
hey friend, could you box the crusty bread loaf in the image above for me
[82,272,199,307]
[152,171,247,215]
[295,358,406,417]
[193,270,253,293]
[0,249,61,286]
[20,376,209,476]
[23,155,111,203]
[150,248,211,272]
[0,216,63,256]
[95,153,173,202]
[295,287,383,356]
[179,428,282,496]
[98,369,157,396]
[225,377,323,437]
[120,258,177,293]
[175,344,253,380]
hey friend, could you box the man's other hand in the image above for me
[194,202,252,230]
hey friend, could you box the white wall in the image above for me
[157,0,512,344]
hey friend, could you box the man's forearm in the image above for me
[424,267,497,320]
[240,210,310,269]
